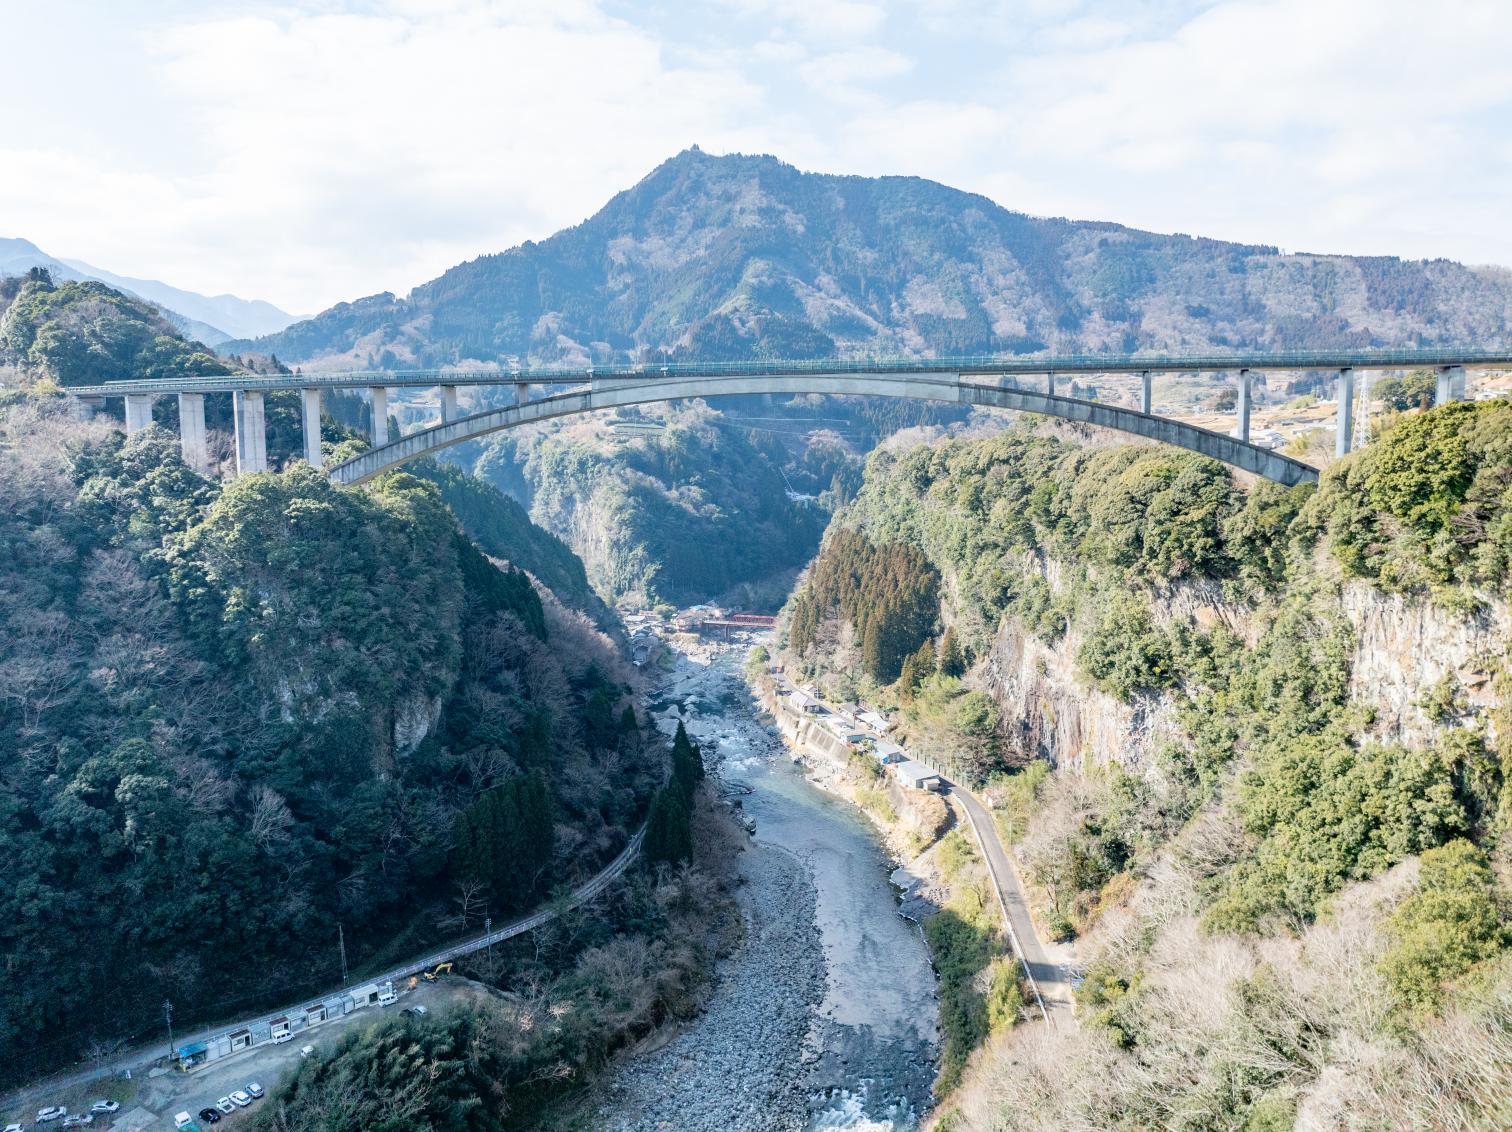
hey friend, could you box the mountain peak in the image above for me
[229,158,1512,369]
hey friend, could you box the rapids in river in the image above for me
[600,642,939,1131]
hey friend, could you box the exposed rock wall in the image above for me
[1340,583,1508,747]
[981,615,1183,774]
[979,566,1508,776]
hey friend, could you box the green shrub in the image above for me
[1380,839,1505,1013]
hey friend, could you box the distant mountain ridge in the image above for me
[0,236,298,343]
[226,148,1512,370]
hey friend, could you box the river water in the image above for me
[599,643,938,1132]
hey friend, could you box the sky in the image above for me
[3,0,1510,315]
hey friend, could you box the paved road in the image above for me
[2,828,647,1113]
[946,780,1076,1025]
[770,676,1074,1026]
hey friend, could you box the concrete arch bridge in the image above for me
[66,350,1512,489]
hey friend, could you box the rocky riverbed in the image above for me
[599,641,938,1131]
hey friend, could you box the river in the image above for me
[598,640,939,1132]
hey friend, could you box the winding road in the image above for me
[2,829,648,1112]
[945,779,1076,1024]
[775,676,1075,1026]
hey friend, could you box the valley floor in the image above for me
[598,642,938,1131]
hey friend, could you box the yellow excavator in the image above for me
[421,961,454,982]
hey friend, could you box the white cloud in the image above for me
[722,0,888,39]
[0,0,1508,315]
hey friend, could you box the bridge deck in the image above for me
[64,348,1512,397]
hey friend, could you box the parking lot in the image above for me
[3,981,472,1130]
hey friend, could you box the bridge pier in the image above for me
[1140,370,1152,415]
[124,393,155,434]
[178,392,210,473]
[1046,373,1056,396]
[1336,368,1355,458]
[1236,369,1252,443]
[441,384,460,423]
[234,390,268,475]
[370,386,390,446]
[1436,365,1466,405]
[301,388,323,468]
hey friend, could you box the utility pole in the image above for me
[338,923,349,986]
[485,915,493,966]
[163,999,174,1063]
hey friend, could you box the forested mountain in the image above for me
[0,237,297,342]
[0,270,236,385]
[779,403,1512,1127]
[0,395,659,1086]
[229,148,1512,370]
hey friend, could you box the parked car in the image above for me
[271,1031,293,1044]
[229,1091,252,1108]
[37,1110,67,1125]
[197,1109,221,1125]
[245,1082,264,1099]
[215,1099,234,1115]
[410,1004,428,1015]
[173,1115,198,1132]
[299,1044,315,1058]
[90,1103,119,1115]
[61,1118,93,1129]
[5,1123,26,1132]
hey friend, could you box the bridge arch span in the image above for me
[328,373,1319,487]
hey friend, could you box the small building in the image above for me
[228,1028,253,1053]
[893,759,943,791]
[873,739,906,764]
[790,689,822,715]
[857,711,891,733]
[174,1041,209,1071]
[269,1015,292,1040]
[351,983,384,1009]
[305,1002,328,1027]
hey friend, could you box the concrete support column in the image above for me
[441,384,460,423]
[370,386,390,446]
[1046,373,1056,397]
[233,390,268,475]
[1236,369,1252,443]
[300,388,323,468]
[71,396,104,422]
[178,392,209,473]
[124,393,155,434]
[1140,370,1153,415]
[1436,365,1466,405]
[1336,368,1355,458]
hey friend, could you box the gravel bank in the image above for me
[598,843,826,1131]
[600,642,938,1131]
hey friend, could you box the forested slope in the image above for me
[451,402,835,607]
[0,395,658,1085]
[779,402,1512,1127]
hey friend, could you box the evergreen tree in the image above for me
[939,626,966,678]
[672,719,704,794]
[644,787,693,865]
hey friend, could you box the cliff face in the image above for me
[979,568,1508,776]
[981,612,1181,775]
[1341,583,1509,747]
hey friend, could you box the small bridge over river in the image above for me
[66,350,1512,488]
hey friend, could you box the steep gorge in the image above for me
[776,401,1512,1128]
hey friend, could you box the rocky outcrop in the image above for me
[394,690,445,756]
[980,568,1508,777]
[981,616,1182,775]
[1340,583,1509,747]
